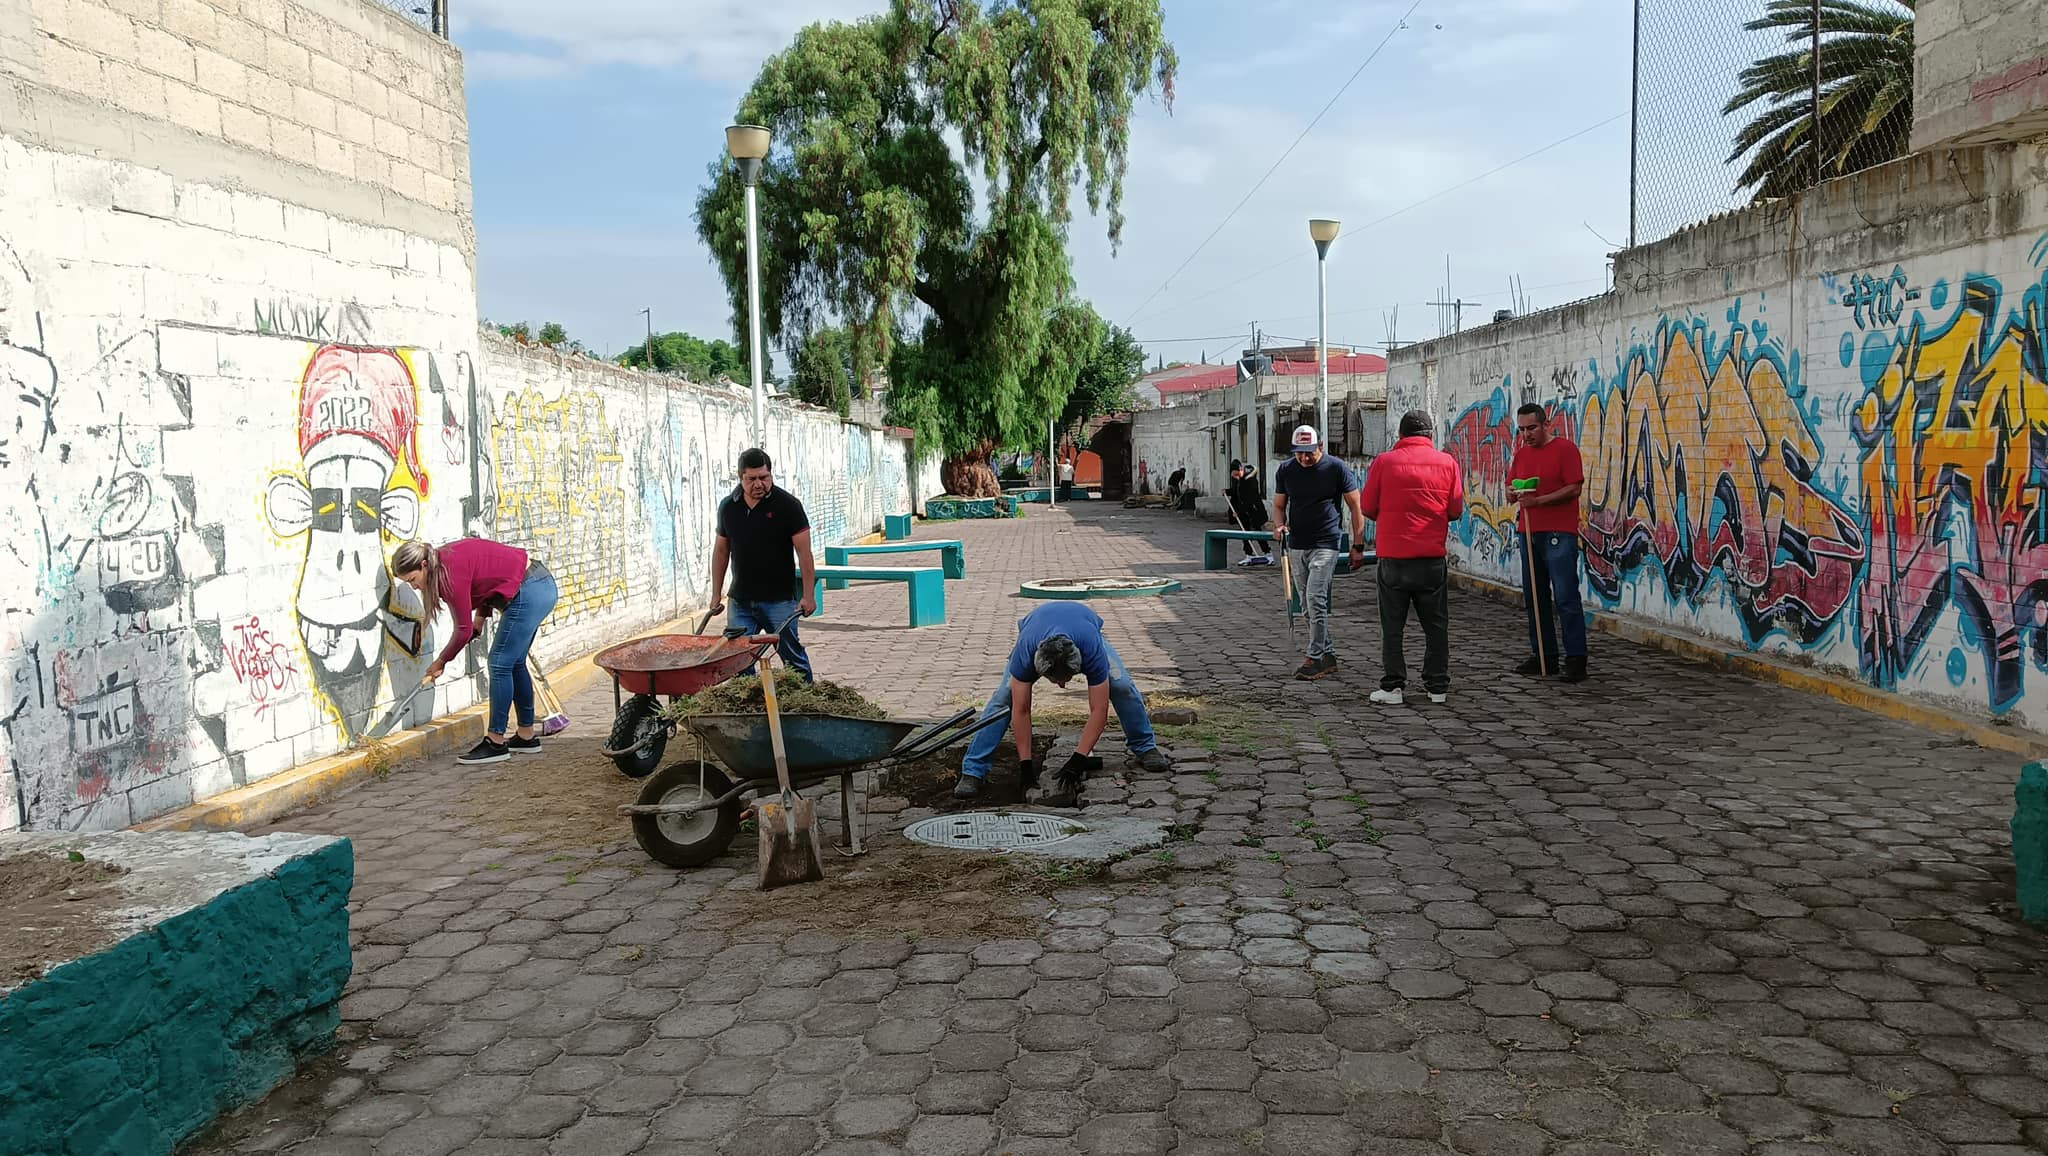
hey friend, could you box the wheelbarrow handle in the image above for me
[884,706,1013,765]
[886,706,980,761]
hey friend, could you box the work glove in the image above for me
[1017,758,1040,791]
[1061,752,1105,775]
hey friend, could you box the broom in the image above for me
[529,655,571,735]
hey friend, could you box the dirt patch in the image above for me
[696,844,1081,940]
[880,728,1059,812]
[455,735,644,855]
[0,852,131,988]
[660,671,887,722]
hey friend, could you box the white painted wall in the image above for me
[1389,141,2048,732]
[0,0,940,832]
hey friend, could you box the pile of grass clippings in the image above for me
[658,667,888,723]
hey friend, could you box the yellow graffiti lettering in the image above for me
[493,388,629,619]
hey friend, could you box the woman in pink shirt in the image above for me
[391,538,559,765]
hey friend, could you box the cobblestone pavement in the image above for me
[188,503,2048,1156]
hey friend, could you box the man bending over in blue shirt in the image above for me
[955,601,1173,800]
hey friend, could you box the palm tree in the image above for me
[1724,0,1915,200]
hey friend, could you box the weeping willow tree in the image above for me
[695,0,1175,495]
[1724,0,1914,200]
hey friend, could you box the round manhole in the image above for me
[903,812,1085,851]
[1020,575,1182,599]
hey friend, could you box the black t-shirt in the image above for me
[1275,455,1358,550]
[718,485,811,602]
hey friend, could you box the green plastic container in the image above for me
[2015,763,2048,926]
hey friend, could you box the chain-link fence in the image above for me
[363,0,446,36]
[1631,0,1916,246]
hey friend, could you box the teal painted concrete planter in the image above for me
[2016,763,2048,926]
[0,831,354,1156]
[926,495,1021,520]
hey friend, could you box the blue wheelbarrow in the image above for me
[620,707,1011,868]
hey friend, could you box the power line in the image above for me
[1118,0,1427,326]
[1127,110,1629,327]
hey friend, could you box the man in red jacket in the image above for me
[1359,410,1465,704]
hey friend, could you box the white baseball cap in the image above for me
[1291,425,1321,449]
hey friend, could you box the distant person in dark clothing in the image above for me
[709,448,818,682]
[1226,459,1272,566]
[1166,467,1187,506]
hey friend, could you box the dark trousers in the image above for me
[1236,510,1271,554]
[1377,556,1450,694]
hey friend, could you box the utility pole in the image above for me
[1427,256,1477,337]
[639,308,653,371]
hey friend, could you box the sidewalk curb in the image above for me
[134,611,706,833]
[1449,571,2048,760]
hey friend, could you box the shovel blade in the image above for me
[755,798,825,889]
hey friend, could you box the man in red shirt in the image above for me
[1509,402,1589,681]
[1360,410,1464,704]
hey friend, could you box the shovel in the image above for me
[752,622,824,890]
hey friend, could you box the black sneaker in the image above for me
[457,738,509,765]
[1514,656,1557,677]
[1135,749,1172,774]
[506,735,543,755]
[1561,656,1589,683]
[1295,654,1337,681]
[952,775,984,800]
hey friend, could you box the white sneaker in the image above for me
[1369,689,1404,705]
[1237,557,1257,567]
[1428,692,1448,704]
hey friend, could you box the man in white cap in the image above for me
[1272,425,1367,680]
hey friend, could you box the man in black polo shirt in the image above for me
[709,448,819,681]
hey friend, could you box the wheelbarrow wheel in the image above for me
[632,762,741,869]
[608,694,668,778]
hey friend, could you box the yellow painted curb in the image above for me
[1449,571,2048,759]
[134,610,709,833]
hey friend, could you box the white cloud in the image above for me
[457,0,884,83]
[465,49,572,81]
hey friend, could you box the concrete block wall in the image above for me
[1912,0,2048,152]
[1388,140,2048,733]
[3,0,472,246]
[0,0,937,832]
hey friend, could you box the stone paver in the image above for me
[186,503,2047,1154]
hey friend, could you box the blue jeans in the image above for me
[489,570,558,735]
[960,644,1155,779]
[728,599,814,682]
[1290,547,1340,660]
[1520,531,1588,661]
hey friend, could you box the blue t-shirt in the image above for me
[1006,602,1113,685]
[1274,455,1359,549]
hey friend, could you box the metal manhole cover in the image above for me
[903,812,1085,851]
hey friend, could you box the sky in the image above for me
[448,0,1758,369]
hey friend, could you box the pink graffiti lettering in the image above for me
[227,616,300,713]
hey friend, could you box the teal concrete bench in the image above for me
[812,565,946,627]
[1207,529,1373,571]
[824,540,965,586]
[884,513,912,540]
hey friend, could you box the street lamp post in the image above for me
[1309,219,1341,445]
[639,307,652,371]
[727,124,772,448]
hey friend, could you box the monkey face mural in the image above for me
[265,345,430,737]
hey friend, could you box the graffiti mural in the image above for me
[1851,267,2048,711]
[1431,237,2048,720]
[1451,312,1868,646]
[264,344,432,739]
[494,387,628,619]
